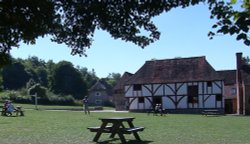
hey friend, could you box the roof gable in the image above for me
[217,70,236,85]
[126,56,222,84]
[113,72,133,90]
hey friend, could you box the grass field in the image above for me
[0,102,115,110]
[1,110,250,144]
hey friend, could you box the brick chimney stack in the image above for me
[236,52,243,114]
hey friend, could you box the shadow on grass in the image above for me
[96,138,153,144]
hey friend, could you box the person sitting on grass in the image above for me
[6,101,15,116]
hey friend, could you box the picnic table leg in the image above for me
[93,122,108,142]
[127,121,141,141]
[110,123,127,143]
[109,125,117,138]
[109,122,125,138]
[117,130,127,143]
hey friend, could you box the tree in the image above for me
[49,61,87,99]
[1,0,249,63]
[19,56,48,87]
[78,67,98,88]
[208,0,250,45]
[242,56,250,65]
[2,62,30,90]
[105,73,121,87]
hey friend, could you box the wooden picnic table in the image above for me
[87,117,144,143]
[1,106,24,117]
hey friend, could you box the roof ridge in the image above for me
[146,56,206,62]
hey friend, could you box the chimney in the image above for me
[236,52,243,114]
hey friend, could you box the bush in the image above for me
[48,94,75,105]
[0,89,78,106]
[0,90,32,103]
[13,95,31,103]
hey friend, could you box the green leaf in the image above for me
[244,39,250,46]
[236,33,247,40]
[230,0,237,4]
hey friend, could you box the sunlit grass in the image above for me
[0,102,115,110]
[0,110,250,144]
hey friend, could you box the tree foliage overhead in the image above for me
[208,0,250,45]
[0,0,249,58]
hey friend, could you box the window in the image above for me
[153,97,162,105]
[95,92,101,96]
[207,81,212,87]
[138,97,144,103]
[133,84,142,91]
[216,94,222,101]
[188,85,198,103]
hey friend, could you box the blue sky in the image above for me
[11,4,250,78]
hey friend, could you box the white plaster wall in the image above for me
[125,86,133,97]
[154,84,164,96]
[207,86,212,94]
[198,95,203,108]
[164,96,175,109]
[213,81,222,93]
[177,83,187,95]
[216,101,222,108]
[203,83,207,94]
[142,85,152,96]
[145,98,151,109]
[177,96,188,109]
[133,91,142,97]
[204,95,216,108]
[198,82,203,94]
[138,102,144,109]
[165,84,175,95]
[129,98,138,109]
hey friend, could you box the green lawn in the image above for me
[0,103,115,110]
[0,110,250,144]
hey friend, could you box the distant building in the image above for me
[113,72,133,110]
[113,53,250,115]
[218,70,237,114]
[234,53,250,115]
[114,56,224,113]
[88,80,113,106]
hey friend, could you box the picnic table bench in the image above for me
[87,117,144,143]
[202,109,221,116]
[1,106,24,117]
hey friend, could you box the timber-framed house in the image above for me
[124,56,224,113]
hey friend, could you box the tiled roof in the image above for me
[89,80,113,95]
[126,56,222,84]
[89,80,107,91]
[217,70,236,85]
[113,72,133,90]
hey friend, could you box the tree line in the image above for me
[0,56,121,105]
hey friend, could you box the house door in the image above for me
[225,99,233,114]
[152,97,162,107]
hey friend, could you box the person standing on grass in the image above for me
[83,96,90,115]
